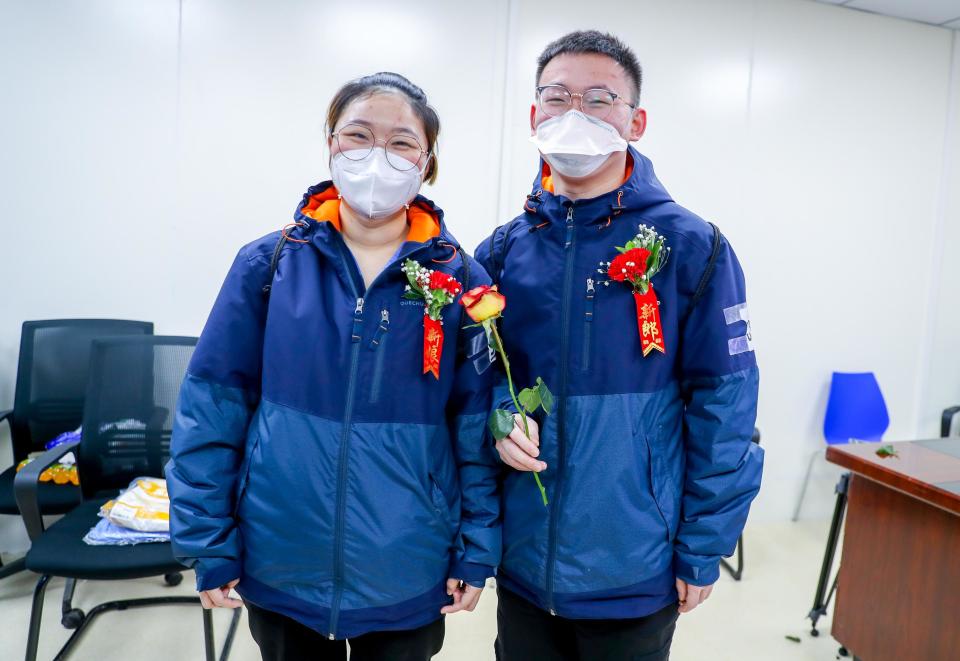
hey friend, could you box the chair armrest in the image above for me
[14,439,82,541]
[942,407,960,438]
[0,409,11,459]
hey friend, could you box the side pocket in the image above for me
[234,432,261,516]
[429,475,455,536]
[369,308,390,404]
[645,429,672,542]
[582,276,595,371]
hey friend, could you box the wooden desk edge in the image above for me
[825,445,960,517]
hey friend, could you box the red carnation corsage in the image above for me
[401,259,462,379]
[599,225,670,357]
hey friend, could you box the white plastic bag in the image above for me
[99,477,169,532]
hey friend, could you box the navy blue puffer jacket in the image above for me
[166,182,500,639]
[475,147,763,619]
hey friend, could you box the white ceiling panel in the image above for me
[816,0,960,26]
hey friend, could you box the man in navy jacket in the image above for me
[476,30,763,660]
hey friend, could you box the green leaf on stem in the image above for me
[536,377,554,415]
[489,408,515,441]
[402,291,421,300]
[518,386,540,413]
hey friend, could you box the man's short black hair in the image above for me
[536,30,642,105]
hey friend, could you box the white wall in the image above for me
[1,0,958,551]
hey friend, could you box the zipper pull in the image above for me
[585,278,595,322]
[351,297,364,343]
[566,207,575,224]
[370,309,390,349]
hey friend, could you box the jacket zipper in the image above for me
[326,236,439,638]
[546,205,576,615]
[329,295,364,639]
[369,309,390,403]
[582,277,595,371]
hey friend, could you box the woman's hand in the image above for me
[440,578,483,614]
[198,579,243,609]
[495,415,546,472]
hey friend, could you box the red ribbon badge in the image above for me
[633,288,665,356]
[423,316,444,379]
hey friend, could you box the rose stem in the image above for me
[489,322,548,506]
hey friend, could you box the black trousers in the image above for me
[245,601,445,661]
[495,586,679,661]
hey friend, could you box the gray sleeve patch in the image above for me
[723,302,754,355]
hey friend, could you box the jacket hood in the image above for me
[526,146,674,224]
[293,180,456,247]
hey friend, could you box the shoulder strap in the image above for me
[685,222,722,319]
[459,246,471,293]
[262,232,288,297]
[487,220,518,286]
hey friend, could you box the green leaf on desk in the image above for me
[876,444,899,459]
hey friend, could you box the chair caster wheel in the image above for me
[164,572,183,587]
[62,608,85,629]
[811,628,820,637]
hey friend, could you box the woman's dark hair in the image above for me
[536,30,643,105]
[326,72,440,184]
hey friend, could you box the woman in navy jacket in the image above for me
[166,72,500,661]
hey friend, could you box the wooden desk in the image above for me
[826,438,960,661]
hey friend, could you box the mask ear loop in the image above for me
[406,150,434,212]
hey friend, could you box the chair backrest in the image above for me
[77,335,196,499]
[823,371,890,445]
[10,319,154,461]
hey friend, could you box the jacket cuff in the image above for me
[449,559,495,587]
[194,557,243,592]
[673,554,720,587]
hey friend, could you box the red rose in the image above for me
[429,271,461,295]
[608,248,650,283]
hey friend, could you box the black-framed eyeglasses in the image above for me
[331,123,429,172]
[535,84,636,121]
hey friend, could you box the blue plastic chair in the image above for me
[823,372,890,444]
[793,372,889,521]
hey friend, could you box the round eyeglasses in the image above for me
[535,84,636,121]
[331,123,429,172]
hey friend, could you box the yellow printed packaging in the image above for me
[15,458,79,485]
[99,477,170,532]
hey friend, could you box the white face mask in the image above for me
[330,148,425,219]
[529,110,629,178]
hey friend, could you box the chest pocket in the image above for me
[368,307,390,404]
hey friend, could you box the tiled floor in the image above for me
[0,520,848,660]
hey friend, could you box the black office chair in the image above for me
[0,319,153,581]
[719,427,761,582]
[943,406,960,438]
[14,335,240,661]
